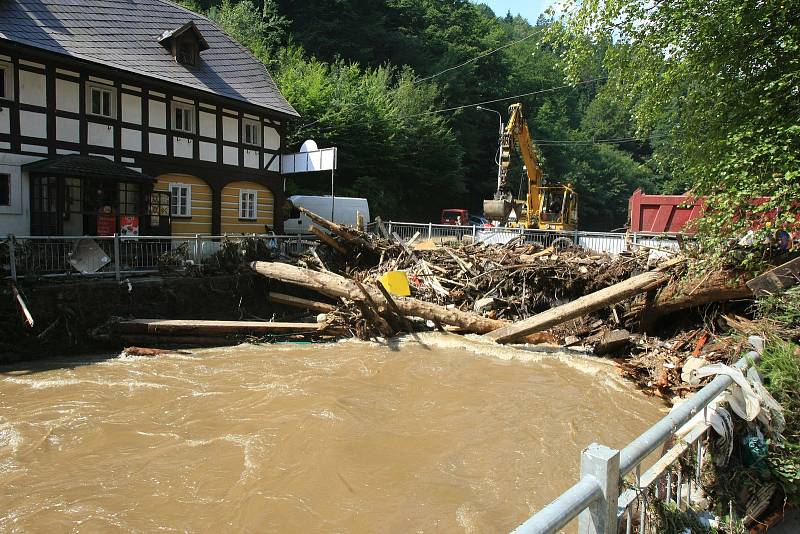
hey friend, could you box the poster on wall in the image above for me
[96,214,116,236]
[120,215,140,236]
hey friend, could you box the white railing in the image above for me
[2,233,318,280]
[512,337,764,534]
[376,221,680,255]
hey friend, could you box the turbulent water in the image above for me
[0,334,665,533]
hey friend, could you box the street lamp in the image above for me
[476,105,503,136]
[476,105,504,193]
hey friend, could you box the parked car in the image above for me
[469,215,493,227]
[284,195,370,234]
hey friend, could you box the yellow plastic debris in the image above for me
[379,271,411,297]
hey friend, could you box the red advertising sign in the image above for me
[120,215,140,236]
[97,214,116,236]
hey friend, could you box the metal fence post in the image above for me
[428,222,433,239]
[113,233,121,281]
[472,225,476,240]
[194,234,200,263]
[388,221,393,236]
[578,444,620,534]
[8,235,17,282]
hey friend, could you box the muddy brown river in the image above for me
[0,334,665,533]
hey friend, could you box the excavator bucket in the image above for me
[483,199,513,221]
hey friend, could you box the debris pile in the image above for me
[238,208,755,397]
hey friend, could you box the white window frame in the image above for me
[172,102,195,135]
[169,183,192,217]
[242,118,261,147]
[87,82,115,118]
[239,189,257,220]
[0,61,12,101]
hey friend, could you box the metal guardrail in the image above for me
[511,337,764,534]
[2,222,680,279]
[2,233,317,280]
[376,221,680,255]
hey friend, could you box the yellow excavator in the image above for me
[482,103,578,231]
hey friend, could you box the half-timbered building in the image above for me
[0,0,298,237]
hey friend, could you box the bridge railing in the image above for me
[376,221,680,255]
[511,338,763,534]
[2,223,681,279]
[2,233,317,280]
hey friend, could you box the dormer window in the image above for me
[158,21,210,67]
[176,40,198,66]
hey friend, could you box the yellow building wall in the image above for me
[154,174,213,236]
[221,181,275,234]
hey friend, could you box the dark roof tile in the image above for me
[0,0,298,118]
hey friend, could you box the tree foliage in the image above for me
[179,0,660,228]
[551,0,800,251]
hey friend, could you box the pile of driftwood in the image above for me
[247,208,752,367]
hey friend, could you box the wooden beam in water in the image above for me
[267,291,337,313]
[118,319,328,336]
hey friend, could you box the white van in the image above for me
[283,195,370,234]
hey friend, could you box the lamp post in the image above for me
[476,105,504,193]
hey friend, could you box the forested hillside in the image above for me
[179,0,658,229]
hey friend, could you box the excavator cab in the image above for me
[537,185,578,231]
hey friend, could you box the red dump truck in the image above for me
[628,188,799,236]
[628,188,705,234]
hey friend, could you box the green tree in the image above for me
[276,49,465,220]
[550,0,800,256]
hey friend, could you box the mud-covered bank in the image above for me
[0,274,313,363]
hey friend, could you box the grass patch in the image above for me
[755,286,800,340]
[758,338,800,503]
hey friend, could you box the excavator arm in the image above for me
[483,103,578,230]
[483,103,544,226]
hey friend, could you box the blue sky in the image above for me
[476,0,555,23]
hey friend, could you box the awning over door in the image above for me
[23,155,155,183]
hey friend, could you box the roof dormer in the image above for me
[158,21,209,67]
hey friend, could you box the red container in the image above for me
[628,188,704,234]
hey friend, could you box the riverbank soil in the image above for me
[0,274,329,363]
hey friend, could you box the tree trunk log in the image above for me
[250,261,507,334]
[266,291,337,313]
[637,271,752,325]
[298,207,374,251]
[117,319,328,335]
[485,270,672,344]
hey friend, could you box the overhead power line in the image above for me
[297,31,538,132]
[414,31,537,84]
[533,133,667,146]
[313,77,607,134]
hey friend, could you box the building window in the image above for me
[239,189,257,220]
[169,183,191,217]
[243,119,261,147]
[0,63,9,100]
[118,182,141,215]
[173,103,195,134]
[0,174,10,206]
[88,83,115,118]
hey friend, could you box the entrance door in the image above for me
[146,190,171,235]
